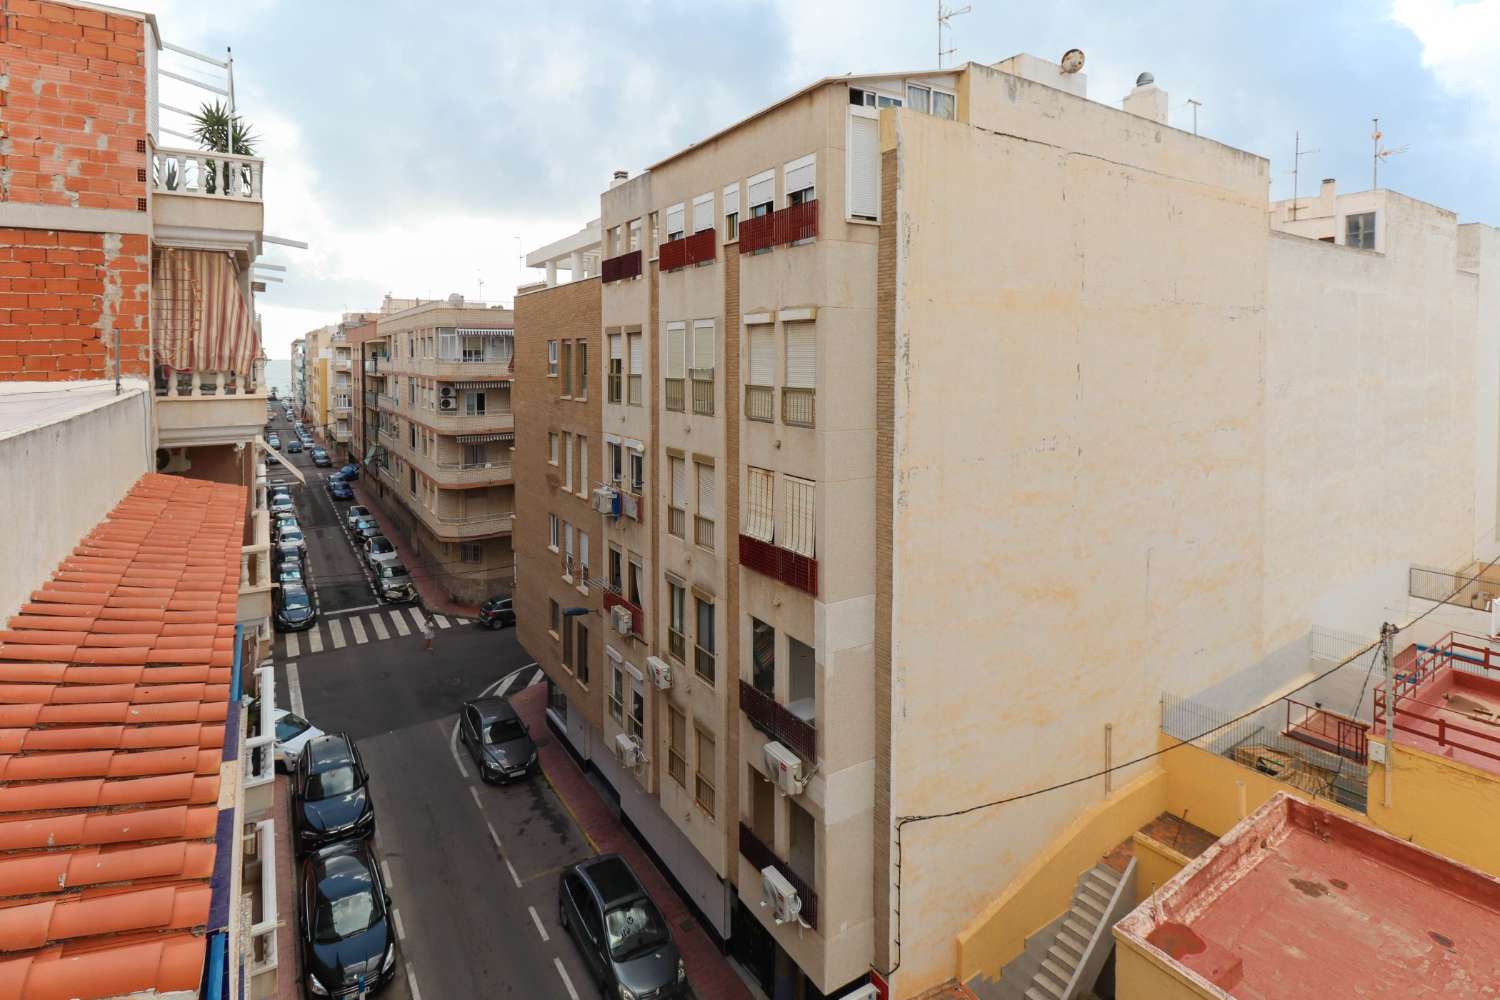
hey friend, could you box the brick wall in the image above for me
[1,1,149,211]
[0,227,150,379]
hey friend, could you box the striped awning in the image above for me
[152,249,258,378]
[457,432,514,444]
[453,379,513,389]
[456,328,514,337]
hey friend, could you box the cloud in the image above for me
[1390,0,1500,159]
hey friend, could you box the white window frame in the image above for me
[723,182,740,241]
[747,168,775,216]
[783,153,815,206]
[665,202,685,241]
[547,340,558,377]
[847,106,881,224]
[548,513,559,552]
[692,192,714,234]
[931,87,956,120]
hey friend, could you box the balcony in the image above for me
[364,359,380,374]
[745,385,773,422]
[602,588,645,640]
[330,424,350,443]
[738,823,817,930]
[781,387,814,428]
[386,357,515,381]
[691,371,715,416]
[378,393,400,411]
[1374,631,1500,776]
[156,369,268,448]
[406,502,513,541]
[406,447,514,487]
[151,145,264,241]
[739,533,818,597]
[659,230,717,272]
[334,358,352,372]
[695,515,715,550]
[602,249,643,283]
[665,378,685,412]
[364,391,379,409]
[740,680,817,761]
[419,407,515,436]
[739,200,819,254]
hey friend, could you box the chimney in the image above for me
[609,170,629,189]
[1123,72,1168,125]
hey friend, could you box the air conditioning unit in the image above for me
[615,732,644,766]
[439,385,456,400]
[760,866,802,926]
[646,656,672,690]
[612,605,634,635]
[592,486,617,515]
[763,740,806,796]
[438,397,456,411]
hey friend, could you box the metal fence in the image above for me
[1410,565,1497,610]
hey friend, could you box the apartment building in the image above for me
[349,316,382,463]
[517,51,1500,1000]
[290,336,306,414]
[372,297,517,602]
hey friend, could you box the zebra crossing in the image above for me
[279,605,472,658]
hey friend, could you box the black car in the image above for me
[293,733,375,853]
[287,439,304,454]
[274,584,317,632]
[311,448,332,467]
[275,558,305,587]
[458,697,537,783]
[299,840,396,998]
[560,855,685,998]
[478,595,515,629]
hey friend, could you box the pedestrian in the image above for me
[421,617,434,652]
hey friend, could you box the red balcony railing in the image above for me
[739,822,817,930]
[602,588,645,639]
[685,229,716,265]
[1284,699,1368,764]
[1373,631,1500,767]
[739,533,818,597]
[740,680,816,761]
[659,237,688,272]
[602,250,642,283]
[739,212,776,254]
[740,201,820,254]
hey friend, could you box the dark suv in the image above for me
[559,855,685,998]
[292,733,375,854]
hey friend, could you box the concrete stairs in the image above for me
[967,863,1126,1000]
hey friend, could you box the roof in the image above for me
[1379,635,1500,777]
[470,697,518,723]
[582,855,644,907]
[0,473,247,1000]
[1115,792,1500,998]
[0,382,150,444]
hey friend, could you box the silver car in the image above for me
[375,562,414,601]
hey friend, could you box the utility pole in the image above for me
[1187,99,1202,136]
[1381,622,1396,807]
[1288,131,1319,221]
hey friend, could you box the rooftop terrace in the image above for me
[1375,632,1500,776]
[1116,792,1500,999]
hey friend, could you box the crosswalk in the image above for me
[279,606,470,657]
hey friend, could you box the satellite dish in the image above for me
[1060,49,1085,74]
[1135,71,1155,87]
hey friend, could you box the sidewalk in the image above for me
[349,477,481,618]
[272,774,301,1000]
[512,683,753,1000]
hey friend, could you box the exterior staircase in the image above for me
[967,860,1136,1000]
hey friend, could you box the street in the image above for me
[267,408,601,999]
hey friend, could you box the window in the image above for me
[575,341,588,398]
[788,635,815,725]
[747,169,774,220]
[408,422,416,448]
[1347,212,1376,250]
[408,468,417,495]
[668,579,686,661]
[548,432,560,465]
[694,597,715,683]
[788,798,816,886]
[608,441,623,485]
[462,340,483,363]
[629,681,645,740]
[692,192,714,235]
[694,728,716,816]
[668,456,686,537]
[695,462,716,550]
[576,436,588,498]
[745,467,774,541]
[627,333,643,405]
[849,86,902,108]
[628,556,644,610]
[932,89,956,119]
[608,546,624,592]
[691,319,715,372]
[628,219,641,251]
[548,598,560,636]
[548,513,560,551]
[547,341,558,377]
[751,617,775,695]
[608,225,622,256]
[559,341,573,395]
[563,432,574,492]
[464,391,486,416]
[578,529,589,583]
[463,442,486,467]
[609,661,625,722]
[906,83,931,113]
[668,706,687,786]
[782,475,816,557]
[784,154,815,206]
[848,108,881,221]
[629,451,644,493]
[723,182,740,240]
[665,202,685,242]
[562,610,574,667]
[461,542,482,563]
[576,622,589,684]
[748,324,773,387]
[608,333,623,404]
[665,322,686,412]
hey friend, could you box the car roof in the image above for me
[579,855,644,907]
[467,696,520,726]
[312,841,377,896]
[305,733,355,770]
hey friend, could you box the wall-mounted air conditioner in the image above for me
[646,656,672,690]
[439,385,456,399]
[760,866,802,925]
[438,397,456,411]
[763,740,806,796]
[612,605,633,635]
[614,732,643,766]
[592,486,617,515]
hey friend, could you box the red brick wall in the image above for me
[0,228,150,379]
[1,1,149,210]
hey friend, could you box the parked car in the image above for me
[339,463,360,479]
[268,434,282,449]
[275,559,305,587]
[275,540,305,570]
[287,439,304,454]
[355,518,381,542]
[298,840,397,998]
[329,479,354,501]
[274,515,299,539]
[559,855,685,998]
[270,494,296,516]
[478,595,515,629]
[274,584,317,632]
[459,696,537,783]
[364,536,397,569]
[292,733,375,853]
[346,505,372,529]
[311,447,332,467]
[374,562,414,602]
[272,707,324,771]
[279,526,307,553]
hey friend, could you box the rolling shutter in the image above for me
[629,333,643,375]
[697,462,716,517]
[785,322,815,388]
[610,334,623,361]
[783,154,815,199]
[723,183,739,219]
[666,203,685,236]
[749,325,773,386]
[849,112,880,220]
[666,322,685,378]
[745,467,774,541]
[782,475,815,557]
[748,170,774,211]
[670,456,686,508]
[693,193,714,234]
[692,320,715,371]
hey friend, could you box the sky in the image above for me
[136,0,1500,359]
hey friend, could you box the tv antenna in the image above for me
[1287,131,1319,221]
[1371,117,1409,190]
[1186,98,1202,136]
[937,1,972,68]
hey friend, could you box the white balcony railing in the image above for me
[248,818,279,979]
[152,146,264,202]
[157,368,260,397]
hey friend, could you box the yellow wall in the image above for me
[955,769,1167,981]
[1131,832,1190,902]
[1366,738,1500,875]
[1115,938,1216,1000]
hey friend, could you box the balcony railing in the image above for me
[739,533,818,597]
[602,249,643,283]
[156,368,260,397]
[152,146,264,202]
[738,823,817,930]
[378,393,399,410]
[334,359,352,372]
[740,680,817,761]
[691,370,715,416]
[659,230,718,272]
[695,515,715,550]
[739,200,819,254]
[602,588,645,640]
[781,387,814,428]
[668,506,686,538]
[665,378,685,412]
[659,236,688,272]
[745,385,773,422]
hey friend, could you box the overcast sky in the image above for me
[138,0,1498,359]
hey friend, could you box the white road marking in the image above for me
[504,857,523,889]
[328,618,347,649]
[407,607,428,631]
[553,958,580,1000]
[389,610,411,636]
[496,671,521,697]
[445,719,469,779]
[350,617,369,644]
[470,785,485,812]
[286,662,305,717]
[308,627,323,654]
[433,614,451,629]
[406,963,423,1000]
[392,907,406,942]
[284,631,300,658]
[381,859,394,890]
[528,905,549,942]
[370,614,389,640]
[486,821,503,853]
[327,603,383,617]
[527,668,545,687]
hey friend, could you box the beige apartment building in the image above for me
[370,298,517,602]
[517,53,1500,1000]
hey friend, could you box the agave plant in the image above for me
[188,100,259,194]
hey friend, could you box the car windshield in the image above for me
[380,564,408,579]
[276,712,311,742]
[284,591,311,610]
[307,763,358,800]
[605,899,669,961]
[484,718,524,745]
[313,885,381,943]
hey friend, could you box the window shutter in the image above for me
[745,467,774,541]
[667,322,685,378]
[748,170,774,210]
[749,326,773,386]
[666,203,685,235]
[670,456,686,508]
[692,320,715,371]
[629,334,643,375]
[723,183,739,218]
[693,194,714,234]
[697,463,716,517]
[785,322,815,388]
[783,155,815,198]
[610,334,624,360]
[849,113,880,220]
[782,476,815,557]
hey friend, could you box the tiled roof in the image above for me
[0,474,246,1000]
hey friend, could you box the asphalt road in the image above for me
[268,404,603,999]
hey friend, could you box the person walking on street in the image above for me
[421,616,434,652]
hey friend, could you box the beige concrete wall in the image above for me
[882,97,1271,994]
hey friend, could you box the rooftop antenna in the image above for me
[937,1,971,68]
[1186,98,1202,136]
[1287,131,1320,221]
[1371,116,1409,190]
